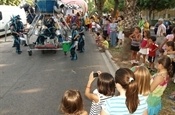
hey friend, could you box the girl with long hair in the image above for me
[147,55,173,115]
[101,68,148,115]
[60,89,88,115]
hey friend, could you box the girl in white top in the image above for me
[85,72,115,115]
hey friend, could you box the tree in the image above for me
[0,0,34,6]
[121,0,139,61]
[103,0,114,13]
[137,0,175,20]
[0,0,21,6]
[94,0,106,17]
[87,0,96,14]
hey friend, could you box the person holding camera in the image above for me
[85,71,115,115]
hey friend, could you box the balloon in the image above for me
[60,0,88,12]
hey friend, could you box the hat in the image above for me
[158,18,164,22]
[15,15,21,20]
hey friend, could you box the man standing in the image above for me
[156,18,166,46]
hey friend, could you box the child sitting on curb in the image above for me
[95,32,102,46]
[98,35,109,52]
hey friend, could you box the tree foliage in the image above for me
[0,0,34,6]
[94,0,106,16]
[137,0,175,11]
[137,0,175,19]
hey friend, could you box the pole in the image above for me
[4,23,8,42]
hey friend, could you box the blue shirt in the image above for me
[102,95,147,115]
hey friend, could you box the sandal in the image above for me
[171,91,175,95]
[171,106,175,112]
[168,95,175,101]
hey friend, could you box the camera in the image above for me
[93,72,98,77]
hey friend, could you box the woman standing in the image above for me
[109,18,117,47]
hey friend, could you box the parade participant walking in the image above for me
[77,22,85,53]
[10,15,24,54]
[70,23,79,60]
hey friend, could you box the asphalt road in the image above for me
[0,32,115,115]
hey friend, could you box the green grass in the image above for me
[108,48,175,115]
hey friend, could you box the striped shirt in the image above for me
[101,95,147,115]
[131,39,140,47]
[89,89,112,115]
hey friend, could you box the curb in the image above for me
[89,32,120,71]
[105,50,120,70]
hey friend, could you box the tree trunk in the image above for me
[94,0,106,17]
[112,0,119,18]
[121,0,138,61]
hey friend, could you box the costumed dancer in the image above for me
[77,22,85,53]
[10,15,24,54]
[70,23,79,60]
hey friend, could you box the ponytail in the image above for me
[168,64,173,78]
[125,80,139,113]
[115,68,140,114]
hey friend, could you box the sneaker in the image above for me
[140,63,145,66]
[171,106,175,112]
[17,51,22,54]
[169,95,175,101]
[115,46,120,49]
[134,60,139,64]
[130,60,135,64]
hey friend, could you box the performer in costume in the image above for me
[10,15,24,54]
[77,22,85,53]
[70,23,79,60]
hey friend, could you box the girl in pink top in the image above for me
[160,27,175,50]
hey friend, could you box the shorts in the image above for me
[92,28,95,32]
[131,45,140,51]
[139,48,148,55]
[118,31,124,40]
[148,56,155,63]
[103,30,108,37]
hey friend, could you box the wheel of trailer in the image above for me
[53,50,57,54]
[42,50,45,54]
[28,50,32,56]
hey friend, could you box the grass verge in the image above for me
[108,47,175,115]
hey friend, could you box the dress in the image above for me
[109,23,117,47]
[139,38,148,55]
[147,73,168,115]
[89,89,112,115]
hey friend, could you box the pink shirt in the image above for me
[141,38,148,48]
[163,34,174,49]
[166,34,174,41]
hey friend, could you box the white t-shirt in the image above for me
[157,24,166,37]
[89,89,112,115]
[92,22,96,28]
